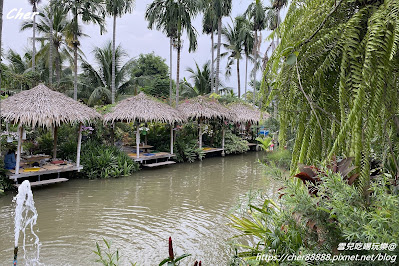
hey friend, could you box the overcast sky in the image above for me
[3,0,279,95]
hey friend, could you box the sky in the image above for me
[3,0,279,95]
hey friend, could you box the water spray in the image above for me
[13,180,41,265]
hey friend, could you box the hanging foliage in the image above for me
[262,0,399,194]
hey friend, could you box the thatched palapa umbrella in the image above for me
[104,92,185,158]
[228,102,264,124]
[177,96,233,154]
[0,84,101,175]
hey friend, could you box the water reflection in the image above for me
[0,152,279,265]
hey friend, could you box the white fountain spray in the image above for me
[13,180,41,265]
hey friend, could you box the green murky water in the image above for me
[0,152,278,265]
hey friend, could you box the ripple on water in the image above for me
[0,152,277,265]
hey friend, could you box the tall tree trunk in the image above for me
[252,30,258,104]
[211,31,215,93]
[0,0,3,155]
[0,0,4,93]
[237,58,241,98]
[73,45,78,100]
[175,38,181,106]
[111,14,117,104]
[215,18,222,94]
[56,53,61,84]
[245,56,248,99]
[32,4,37,71]
[73,12,78,100]
[49,1,53,86]
[169,37,173,105]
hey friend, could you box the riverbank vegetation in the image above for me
[230,0,399,265]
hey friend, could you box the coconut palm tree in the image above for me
[245,0,267,102]
[105,0,135,104]
[213,0,232,95]
[185,61,212,96]
[79,41,133,106]
[61,0,106,100]
[221,17,246,98]
[239,15,254,99]
[27,0,42,71]
[21,4,74,85]
[145,0,178,105]
[145,0,198,106]
[201,0,217,93]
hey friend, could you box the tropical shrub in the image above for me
[175,138,204,163]
[264,149,292,170]
[229,163,399,265]
[0,161,13,194]
[223,131,250,154]
[80,141,139,179]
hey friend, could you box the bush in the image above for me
[229,164,399,265]
[0,161,13,194]
[264,149,292,169]
[80,141,139,179]
[223,130,250,154]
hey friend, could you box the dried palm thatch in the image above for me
[228,102,268,123]
[0,84,101,128]
[104,92,185,124]
[178,96,233,121]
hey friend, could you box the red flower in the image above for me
[168,236,174,260]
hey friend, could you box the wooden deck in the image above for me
[202,147,224,154]
[13,178,69,188]
[143,161,176,168]
[8,165,83,181]
[126,151,176,163]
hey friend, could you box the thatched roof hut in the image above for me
[1,84,101,128]
[1,84,101,175]
[177,96,233,121]
[228,102,266,123]
[104,92,185,124]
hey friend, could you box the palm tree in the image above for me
[265,0,288,54]
[213,0,232,95]
[202,0,217,93]
[239,15,254,99]
[145,0,178,105]
[105,0,135,104]
[185,61,212,96]
[146,0,198,106]
[62,0,106,100]
[79,41,133,106]
[28,0,42,71]
[221,17,245,98]
[21,4,74,85]
[245,0,267,102]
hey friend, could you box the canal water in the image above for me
[0,152,279,265]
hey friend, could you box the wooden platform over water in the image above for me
[202,147,224,154]
[14,178,69,188]
[8,165,83,181]
[127,151,176,163]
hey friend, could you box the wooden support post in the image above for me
[222,125,225,157]
[76,123,82,169]
[136,121,140,159]
[199,118,203,149]
[15,124,23,175]
[53,125,58,159]
[170,124,174,155]
[145,123,148,145]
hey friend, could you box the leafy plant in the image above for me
[255,136,272,151]
[159,237,191,266]
[94,238,137,266]
[223,131,250,154]
[80,140,139,179]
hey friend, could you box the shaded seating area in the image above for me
[104,92,185,167]
[1,84,101,186]
[178,96,233,156]
[228,102,268,150]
